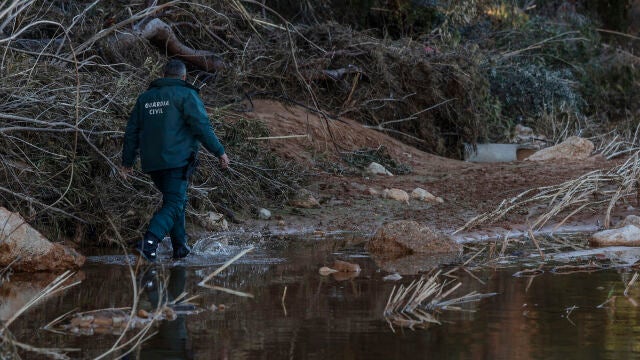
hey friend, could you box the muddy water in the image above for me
[6,235,640,360]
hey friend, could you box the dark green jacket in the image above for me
[122,78,225,172]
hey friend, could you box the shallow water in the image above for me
[6,235,640,360]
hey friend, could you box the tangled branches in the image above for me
[456,153,640,233]
[0,1,309,244]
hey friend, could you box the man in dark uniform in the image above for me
[121,59,229,262]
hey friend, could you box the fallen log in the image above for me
[110,18,225,72]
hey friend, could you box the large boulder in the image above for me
[0,207,85,272]
[526,136,594,161]
[366,220,462,256]
[589,225,640,247]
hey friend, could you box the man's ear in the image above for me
[181,74,187,81]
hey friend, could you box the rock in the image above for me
[590,225,640,247]
[366,162,393,176]
[410,188,444,204]
[383,273,403,281]
[318,266,338,276]
[258,208,271,220]
[289,189,321,208]
[372,252,461,275]
[0,207,85,272]
[367,220,462,256]
[365,187,380,196]
[332,260,361,273]
[382,188,410,204]
[619,215,640,228]
[526,136,594,161]
[199,212,228,231]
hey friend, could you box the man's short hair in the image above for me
[164,59,186,78]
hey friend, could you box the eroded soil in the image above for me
[236,100,627,239]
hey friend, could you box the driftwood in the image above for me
[110,18,225,72]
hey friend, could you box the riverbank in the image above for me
[232,99,625,241]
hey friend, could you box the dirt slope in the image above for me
[240,100,618,237]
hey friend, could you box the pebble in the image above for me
[383,273,403,281]
[258,208,271,220]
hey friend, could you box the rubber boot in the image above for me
[135,231,160,263]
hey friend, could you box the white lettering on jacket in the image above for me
[144,100,170,115]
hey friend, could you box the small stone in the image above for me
[199,212,229,231]
[210,304,218,311]
[319,266,338,276]
[382,188,410,204]
[137,309,149,319]
[277,220,286,227]
[366,162,393,176]
[258,208,271,220]
[289,189,321,209]
[410,188,443,203]
[333,260,361,273]
[383,273,403,281]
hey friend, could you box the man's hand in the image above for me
[119,166,133,179]
[219,153,230,169]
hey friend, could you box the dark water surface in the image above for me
[6,235,640,360]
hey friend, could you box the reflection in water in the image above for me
[7,237,640,359]
[137,266,192,360]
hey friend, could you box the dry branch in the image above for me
[456,152,640,233]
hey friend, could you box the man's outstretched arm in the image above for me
[183,91,229,168]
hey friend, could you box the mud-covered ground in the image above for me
[233,100,627,239]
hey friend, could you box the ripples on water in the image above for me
[6,234,640,359]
